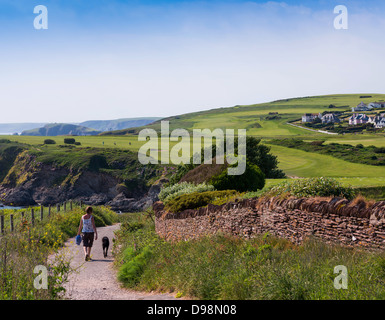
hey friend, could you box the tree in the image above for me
[209,162,265,192]
[169,136,286,184]
[235,136,286,178]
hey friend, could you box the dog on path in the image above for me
[102,236,110,258]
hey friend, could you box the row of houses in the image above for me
[302,111,385,128]
[349,113,385,128]
[352,101,385,112]
[302,113,341,124]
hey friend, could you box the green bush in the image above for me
[264,177,355,200]
[209,163,265,192]
[158,182,215,204]
[165,190,238,213]
[64,138,76,144]
[168,136,286,184]
[44,139,56,145]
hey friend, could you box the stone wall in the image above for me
[154,196,385,248]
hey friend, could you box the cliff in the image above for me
[21,123,101,136]
[0,143,165,211]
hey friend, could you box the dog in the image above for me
[102,236,110,258]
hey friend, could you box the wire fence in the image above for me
[0,200,84,234]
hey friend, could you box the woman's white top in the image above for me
[82,215,94,233]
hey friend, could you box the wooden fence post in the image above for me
[31,209,35,226]
[10,214,14,232]
[64,202,66,212]
[21,211,24,220]
[48,205,51,217]
[57,204,60,212]
[40,205,44,221]
[70,201,73,211]
[0,215,4,234]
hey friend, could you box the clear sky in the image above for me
[1,0,385,123]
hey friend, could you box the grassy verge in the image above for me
[0,206,118,300]
[114,212,385,300]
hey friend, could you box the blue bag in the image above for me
[76,234,82,245]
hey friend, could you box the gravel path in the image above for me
[61,223,178,300]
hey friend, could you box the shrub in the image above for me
[165,190,238,213]
[158,182,215,204]
[64,138,76,144]
[264,177,355,200]
[179,159,228,185]
[44,139,56,145]
[169,136,286,184]
[88,154,108,171]
[209,163,265,192]
[310,140,325,146]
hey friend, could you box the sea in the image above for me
[0,203,23,210]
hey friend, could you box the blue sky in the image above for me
[1,0,385,122]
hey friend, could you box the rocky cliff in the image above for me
[0,144,166,211]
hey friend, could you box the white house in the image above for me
[349,113,370,125]
[302,113,321,123]
[352,102,370,112]
[368,102,385,109]
[321,113,341,124]
[369,115,385,128]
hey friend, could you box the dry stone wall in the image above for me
[154,197,385,248]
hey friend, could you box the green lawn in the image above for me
[268,144,385,187]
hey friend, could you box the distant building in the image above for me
[302,113,321,123]
[368,102,385,109]
[369,115,385,128]
[321,113,341,124]
[352,102,370,112]
[349,113,370,125]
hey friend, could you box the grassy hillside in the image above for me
[100,93,385,137]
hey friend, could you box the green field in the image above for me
[266,145,385,187]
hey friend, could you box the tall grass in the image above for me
[115,212,385,300]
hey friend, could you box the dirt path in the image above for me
[61,223,178,300]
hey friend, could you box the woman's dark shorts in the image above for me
[82,232,94,247]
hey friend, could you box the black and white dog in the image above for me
[102,236,110,258]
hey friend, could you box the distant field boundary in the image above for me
[287,122,338,135]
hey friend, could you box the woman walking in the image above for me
[77,206,98,261]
